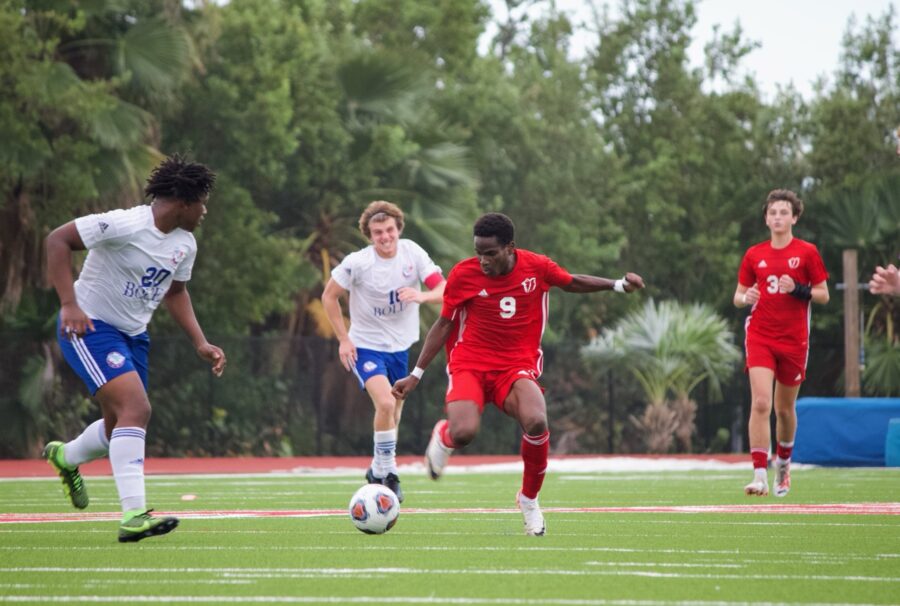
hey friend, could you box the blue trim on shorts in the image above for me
[352,348,409,390]
[57,317,150,395]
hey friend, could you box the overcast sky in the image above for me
[485,0,897,100]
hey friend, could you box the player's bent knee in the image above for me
[522,418,548,436]
[450,424,478,446]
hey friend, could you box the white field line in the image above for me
[0,596,890,606]
[1,566,898,584]
[1,502,898,524]
[0,457,816,483]
[0,545,896,563]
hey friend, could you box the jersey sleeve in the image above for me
[173,242,197,282]
[738,251,756,287]
[544,256,573,288]
[408,241,443,287]
[807,245,828,284]
[440,264,466,320]
[74,208,141,250]
[331,252,357,290]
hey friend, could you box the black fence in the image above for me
[0,332,845,459]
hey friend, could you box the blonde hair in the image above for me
[359,201,404,238]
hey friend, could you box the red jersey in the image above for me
[738,238,828,345]
[441,249,573,374]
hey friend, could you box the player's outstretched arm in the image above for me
[322,278,358,371]
[164,281,226,376]
[561,271,645,294]
[391,315,454,400]
[46,222,95,337]
[869,264,900,296]
[397,278,446,304]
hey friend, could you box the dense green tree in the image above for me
[587,0,805,313]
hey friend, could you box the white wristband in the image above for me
[613,278,627,293]
[411,366,425,379]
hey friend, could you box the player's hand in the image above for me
[197,343,226,377]
[743,284,761,305]
[869,264,900,295]
[338,337,357,372]
[396,287,424,303]
[59,302,95,338]
[778,274,796,294]
[391,376,419,399]
[623,272,645,293]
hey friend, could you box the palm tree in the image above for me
[1,2,196,455]
[582,299,740,453]
[1,2,195,314]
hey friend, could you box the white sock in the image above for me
[754,468,768,481]
[373,429,398,477]
[775,456,790,467]
[64,419,109,466]
[109,427,147,513]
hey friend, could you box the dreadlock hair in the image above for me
[473,212,515,246]
[145,154,216,204]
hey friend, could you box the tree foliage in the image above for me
[2,0,900,456]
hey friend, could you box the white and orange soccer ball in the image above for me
[348,483,400,534]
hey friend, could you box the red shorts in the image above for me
[744,334,808,386]
[445,367,543,413]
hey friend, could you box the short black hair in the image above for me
[473,212,515,246]
[144,154,216,203]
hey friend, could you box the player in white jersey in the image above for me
[43,155,226,542]
[322,201,445,501]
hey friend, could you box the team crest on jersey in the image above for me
[170,248,187,268]
[521,277,537,293]
[106,352,126,369]
[788,257,800,269]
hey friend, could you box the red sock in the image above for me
[776,441,793,461]
[520,431,550,499]
[439,420,457,449]
[751,448,768,470]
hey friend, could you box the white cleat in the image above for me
[774,462,791,498]
[424,420,453,480]
[516,491,546,536]
[744,476,769,496]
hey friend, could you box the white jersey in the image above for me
[332,239,442,352]
[73,205,197,336]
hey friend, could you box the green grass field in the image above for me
[1,466,898,605]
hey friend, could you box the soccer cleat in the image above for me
[424,420,453,480]
[516,491,546,536]
[43,441,88,509]
[383,473,404,503]
[365,467,380,484]
[774,461,791,498]
[118,509,179,543]
[744,476,769,496]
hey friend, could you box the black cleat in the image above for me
[383,473,404,503]
[365,467,380,484]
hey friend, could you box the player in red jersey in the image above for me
[733,189,829,498]
[392,212,644,535]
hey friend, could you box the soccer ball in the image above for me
[348,483,400,534]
